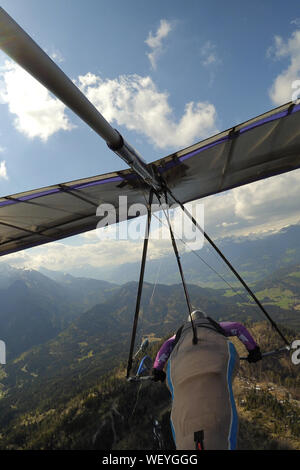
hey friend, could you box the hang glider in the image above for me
[0,7,300,258]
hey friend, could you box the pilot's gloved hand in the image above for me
[247,346,262,363]
[152,368,166,382]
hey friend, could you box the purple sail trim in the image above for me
[67,175,123,190]
[291,102,300,113]
[157,159,180,174]
[0,175,124,207]
[0,199,15,206]
[239,110,288,134]
[157,136,229,174]
[173,105,300,165]
[179,136,229,162]
[0,188,61,206]
[18,188,60,200]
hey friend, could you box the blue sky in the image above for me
[0,0,300,274]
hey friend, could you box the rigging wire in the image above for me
[149,249,163,306]
[139,189,275,356]
[165,187,290,347]
[154,202,261,341]
[126,189,154,379]
[157,208,251,306]
[161,191,198,344]
[135,183,290,359]
[140,187,252,307]
[130,381,143,419]
[158,193,264,344]
[138,188,198,344]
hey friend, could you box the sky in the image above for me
[0,0,300,275]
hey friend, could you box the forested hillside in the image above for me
[0,262,299,450]
[0,323,298,450]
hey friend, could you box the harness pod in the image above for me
[166,314,240,450]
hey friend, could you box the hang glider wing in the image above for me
[0,7,300,257]
[1,100,300,257]
[155,101,300,204]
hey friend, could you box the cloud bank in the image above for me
[0,60,217,150]
[77,72,218,149]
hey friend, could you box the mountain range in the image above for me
[37,223,300,288]
[0,263,118,359]
[0,224,299,449]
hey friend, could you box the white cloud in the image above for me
[77,72,218,149]
[145,19,173,69]
[200,41,220,67]
[2,236,172,273]
[50,50,64,64]
[202,168,300,238]
[0,37,217,149]
[291,18,300,27]
[199,41,221,87]
[0,60,75,141]
[268,30,300,105]
[0,160,8,180]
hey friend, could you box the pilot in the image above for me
[152,310,262,450]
